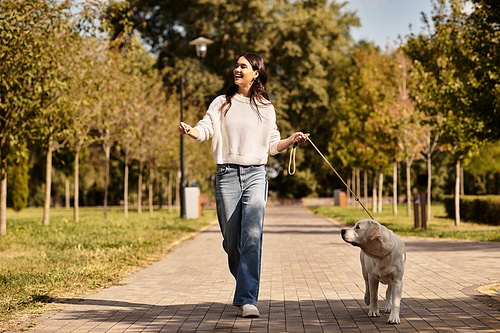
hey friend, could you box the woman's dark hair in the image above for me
[220,53,272,118]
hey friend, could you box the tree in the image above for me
[30,4,89,225]
[461,0,500,140]
[267,0,359,196]
[394,50,430,218]
[66,37,104,222]
[0,0,75,234]
[118,0,360,198]
[93,60,128,219]
[404,0,490,225]
[335,43,403,214]
[117,104,136,218]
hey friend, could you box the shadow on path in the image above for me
[35,294,500,333]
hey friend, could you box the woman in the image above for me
[179,53,307,318]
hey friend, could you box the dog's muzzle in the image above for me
[341,229,359,246]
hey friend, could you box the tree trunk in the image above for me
[104,143,110,220]
[372,172,377,213]
[363,170,368,207]
[149,167,153,215]
[378,171,383,213]
[405,156,412,217]
[74,148,80,223]
[43,144,53,226]
[0,157,7,235]
[455,159,461,226]
[427,152,432,222]
[460,166,465,195]
[158,174,163,209]
[65,176,70,209]
[124,159,129,219]
[176,170,181,210]
[393,159,398,216]
[138,160,143,215]
[168,172,173,212]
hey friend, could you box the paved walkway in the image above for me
[20,206,500,332]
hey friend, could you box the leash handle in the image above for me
[288,134,308,176]
[288,143,297,175]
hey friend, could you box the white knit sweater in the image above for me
[194,94,281,165]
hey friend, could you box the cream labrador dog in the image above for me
[341,219,406,324]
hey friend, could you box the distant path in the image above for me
[18,205,500,332]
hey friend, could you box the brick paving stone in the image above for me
[11,205,500,333]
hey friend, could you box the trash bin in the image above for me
[184,187,201,219]
[334,189,346,206]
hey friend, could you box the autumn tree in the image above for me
[335,43,406,214]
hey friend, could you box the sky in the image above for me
[344,0,435,48]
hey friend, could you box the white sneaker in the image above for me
[239,304,260,318]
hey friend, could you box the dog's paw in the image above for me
[387,314,401,324]
[367,309,380,317]
[384,306,391,313]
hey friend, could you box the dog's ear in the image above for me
[362,221,382,243]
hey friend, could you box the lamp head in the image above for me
[189,37,214,59]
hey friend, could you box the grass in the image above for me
[308,204,500,242]
[0,207,216,329]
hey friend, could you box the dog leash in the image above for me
[288,133,310,175]
[289,135,375,220]
[288,142,299,175]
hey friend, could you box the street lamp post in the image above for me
[179,37,213,218]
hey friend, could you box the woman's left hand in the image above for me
[292,132,309,145]
[278,132,309,152]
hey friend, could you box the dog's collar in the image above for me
[361,242,396,260]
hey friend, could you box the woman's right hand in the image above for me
[179,122,192,135]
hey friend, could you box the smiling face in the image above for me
[233,56,259,90]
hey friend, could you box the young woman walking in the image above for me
[179,53,307,318]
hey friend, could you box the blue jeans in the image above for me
[215,164,268,306]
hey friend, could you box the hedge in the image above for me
[443,195,500,226]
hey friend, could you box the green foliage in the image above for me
[121,0,360,198]
[412,157,449,201]
[466,140,500,174]
[335,43,402,171]
[10,149,29,212]
[443,195,500,225]
[401,0,500,219]
[266,0,359,196]
[269,165,316,199]
[404,0,496,156]
[463,140,500,196]
[2,0,499,215]
[461,0,500,139]
[0,0,89,230]
[0,208,216,317]
[0,0,76,153]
